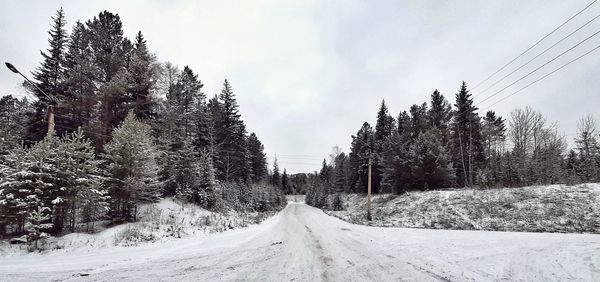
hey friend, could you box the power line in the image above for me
[477,11,600,96]
[477,28,600,106]
[472,0,598,91]
[482,41,600,110]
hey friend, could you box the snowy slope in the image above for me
[0,198,276,256]
[327,183,600,233]
[1,202,598,281]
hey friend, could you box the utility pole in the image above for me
[5,62,55,133]
[47,105,55,133]
[367,157,372,221]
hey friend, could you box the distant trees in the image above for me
[308,80,598,211]
[271,157,281,187]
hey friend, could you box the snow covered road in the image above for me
[1,202,599,281]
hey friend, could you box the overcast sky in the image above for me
[2,0,599,173]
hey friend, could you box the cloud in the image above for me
[2,0,599,173]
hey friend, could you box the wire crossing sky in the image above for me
[1,0,599,173]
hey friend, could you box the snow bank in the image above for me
[0,198,278,256]
[326,183,600,233]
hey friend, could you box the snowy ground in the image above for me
[0,198,275,256]
[1,202,599,281]
[327,183,600,233]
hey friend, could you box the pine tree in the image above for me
[59,128,105,233]
[62,21,98,134]
[86,11,134,145]
[25,206,53,249]
[0,131,61,235]
[104,112,160,222]
[86,11,132,83]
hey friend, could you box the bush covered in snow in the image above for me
[325,184,600,234]
[100,198,282,247]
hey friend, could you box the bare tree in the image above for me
[507,106,565,185]
[575,114,599,182]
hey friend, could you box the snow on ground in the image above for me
[327,183,600,233]
[1,202,599,281]
[0,198,276,257]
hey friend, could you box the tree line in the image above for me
[0,9,285,243]
[307,82,600,208]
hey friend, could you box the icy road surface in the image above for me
[1,202,599,281]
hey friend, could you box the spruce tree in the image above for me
[450,82,484,187]
[128,31,157,120]
[0,96,30,179]
[409,103,428,138]
[428,90,452,146]
[173,141,198,201]
[214,80,249,182]
[196,149,217,209]
[380,127,411,194]
[25,8,68,143]
[348,122,374,193]
[272,157,281,188]
[332,153,348,193]
[247,133,268,183]
[373,100,394,194]
[481,111,506,186]
[409,128,452,190]
[282,169,290,194]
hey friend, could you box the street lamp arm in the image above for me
[5,62,56,104]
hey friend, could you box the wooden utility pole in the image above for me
[367,157,372,221]
[47,105,55,133]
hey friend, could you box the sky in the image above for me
[1,0,600,173]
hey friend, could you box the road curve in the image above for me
[1,202,599,281]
